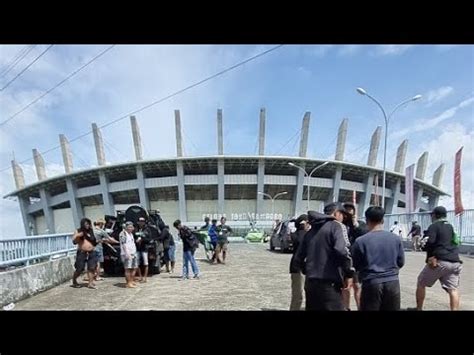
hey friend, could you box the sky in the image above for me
[0,44,473,238]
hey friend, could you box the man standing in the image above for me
[173,219,200,280]
[342,202,369,311]
[216,217,232,264]
[72,218,98,289]
[135,217,155,283]
[93,218,118,281]
[415,206,463,311]
[289,214,310,311]
[160,225,175,274]
[408,221,422,251]
[294,204,354,311]
[120,221,138,288]
[351,207,405,311]
[200,216,210,231]
[208,219,219,264]
[390,221,403,237]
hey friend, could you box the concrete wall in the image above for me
[150,201,178,226]
[35,215,47,234]
[0,255,75,307]
[186,200,218,222]
[53,208,75,233]
[83,205,105,222]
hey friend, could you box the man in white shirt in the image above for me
[390,221,403,238]
[119,221,138,288]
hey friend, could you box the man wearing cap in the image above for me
[289,214,311,310]
[415,206,463,311]
[294,203,355,311]
[92,218,118,281]
[135,217,155,282]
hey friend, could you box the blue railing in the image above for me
[0,233,76,268]
[384,209,474,245]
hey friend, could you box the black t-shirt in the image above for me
[424,220,461,263]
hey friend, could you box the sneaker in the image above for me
[179,276,188,281]
[193,275,200,280]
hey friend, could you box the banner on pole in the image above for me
[454,147,464,216]
[405,164,415,213]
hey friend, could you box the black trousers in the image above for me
[305,279,345,311]
[360,280,401,311]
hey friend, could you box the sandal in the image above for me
[87,285,97,290]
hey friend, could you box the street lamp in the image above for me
[356,87,422,208]
[257,191,288,219]
[288,161,329,211]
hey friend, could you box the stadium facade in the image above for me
[4,109,447,235]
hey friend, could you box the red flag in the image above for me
[405,164,415,213]
[454,147,464,216]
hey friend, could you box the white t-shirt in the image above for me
[119,231,136,256]
[390,225,402,236]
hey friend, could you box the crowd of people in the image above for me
[289,203,463,311]
[70,202,463,311]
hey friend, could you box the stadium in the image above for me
[4,108,447,235]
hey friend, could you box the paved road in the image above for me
[13,243,474,310]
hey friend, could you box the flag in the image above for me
[454,147,464,216]
[405,164,415,213]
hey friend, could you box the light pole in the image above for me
[257,191,288,219]
[288,161,329,211]
[356,87,422,208]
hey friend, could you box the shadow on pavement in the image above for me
[113,283,128,288]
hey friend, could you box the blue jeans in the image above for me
[182,250,199,278]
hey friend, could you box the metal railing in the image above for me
[0,233,76,268]
[384,209,474,245]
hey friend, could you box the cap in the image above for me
[95,218,106,224]
[125,221,134,227]
[138,217,146,222]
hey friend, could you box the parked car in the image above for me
[269,220,295,252]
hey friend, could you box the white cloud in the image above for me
[373,45,414,56]
[424,86,454,106]
[390,95,474,140]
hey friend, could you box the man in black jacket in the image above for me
[289,214,310,311]
[294,204,355,311]
[415,206,463,310]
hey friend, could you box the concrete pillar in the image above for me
[429,195,440,210]
[92,123,106,166]
[361,172,376,213]
[217,159,225,214]
[432,163,445,188]
[59,134,73,174]
[130,116,143,161]
[256,160,265,216]
[32,149,47,181]
[174,110,183,157]
[385,178,401,214]
[416,151,429,180]
[328,165,343,203]
[39,188,55,234]
[258,108,266,155]
[394,139,408,173]
[136,164,150,210]
[299,112,311,157]
[256,108,266,216]
[99,171,114,216]
[176,162,187,221]
[66,178,83,228]
[335,118,348,161]
[217,109,224,155]
[367,126,382,167]
[18,195,35,235]
[293,167,305,215]
[415,186,424,212]
[11,159,25,190]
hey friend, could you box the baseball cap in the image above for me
[138,217,146,222]
[95,218,106,224]
[431,206,447,216]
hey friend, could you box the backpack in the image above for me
[189,232,200,250]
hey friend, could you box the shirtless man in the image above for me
[72,218,98,289]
